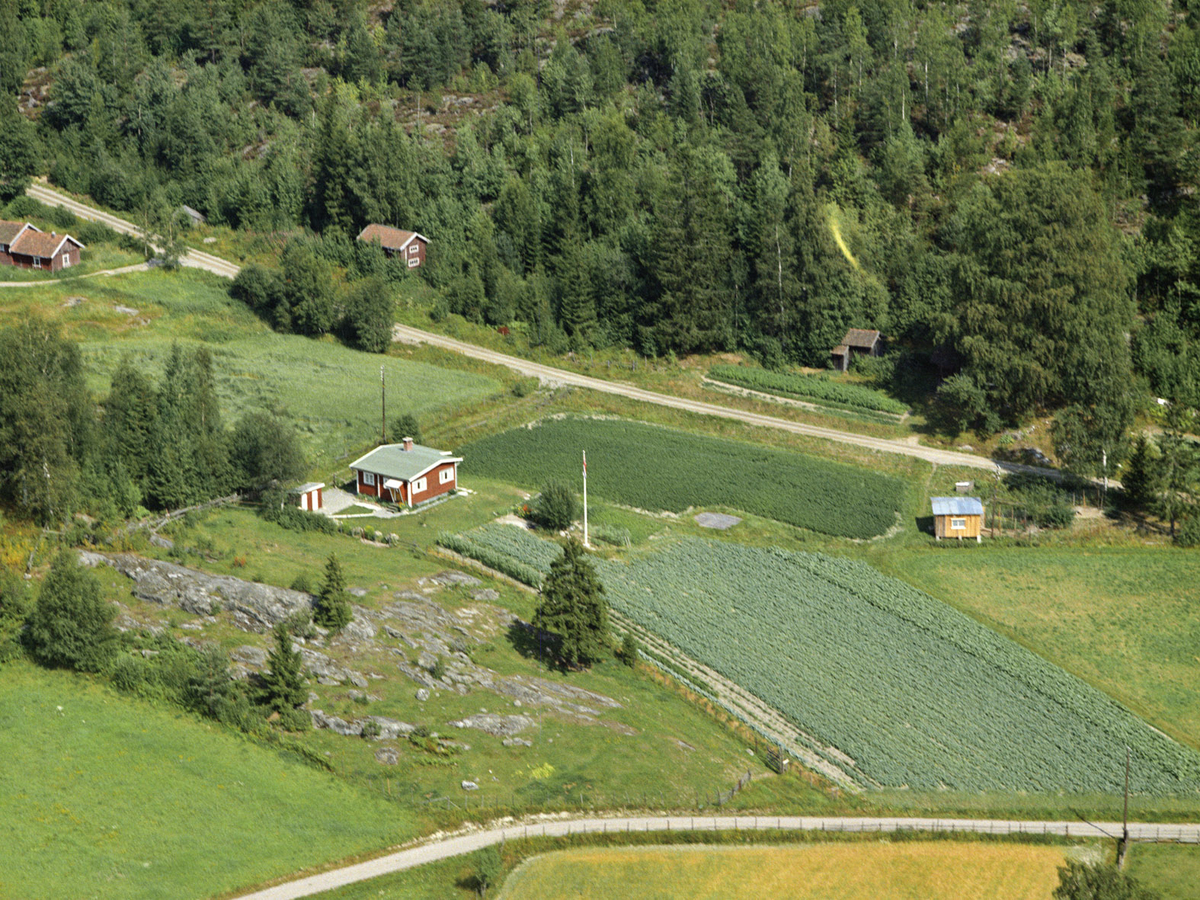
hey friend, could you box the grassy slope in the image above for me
[874,547,1200,752]
[0,661,416,900]
[0,269,502,470]
[141,503,804,814]
[1125,843,1200,900]
[495,843,1072,900]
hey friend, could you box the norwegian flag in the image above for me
[583,450,587,478]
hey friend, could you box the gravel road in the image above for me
[230,814,1200,899]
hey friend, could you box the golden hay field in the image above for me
[497,842,1078,900]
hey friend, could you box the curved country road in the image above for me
[24,182,242,279]
[393,324,1053,476]
[230,813,1200,899]
[19,182,1055,475]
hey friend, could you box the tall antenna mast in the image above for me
[380,365,386,445]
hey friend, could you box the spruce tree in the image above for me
[25,553,117,672]
[256,623,307,714]
[533,538,610,669]
[313,554,352,631]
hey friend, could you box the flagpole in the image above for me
[583,450,589,548]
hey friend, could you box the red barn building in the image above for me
[0,221,84,272]
[349,438,460,508]
[356,224,428,269]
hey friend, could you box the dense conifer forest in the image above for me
[2,0,1199,437]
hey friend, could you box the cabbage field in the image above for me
[708,365,908,415]
[448,526,1200,795]
[459,417,905,539]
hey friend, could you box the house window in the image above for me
[33,257,42,268]
[61,254,72,269]
[408,257,419,267]
[439,467,454,484]
[408,245,419,256]
[412,477,427,494]
[362,472,375,487]
[950,517,966,530]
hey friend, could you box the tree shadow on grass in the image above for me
[507,620,567,672]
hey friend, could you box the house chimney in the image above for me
[402,437,413,451]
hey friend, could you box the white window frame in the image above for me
[61,253,72,268]
[408,245,419,256]
[950,517,966,530]
[362,471,375,487]
[439,467,454,485]
[33,257,42,269]
[407,257,419,267]
[412,476,427,494]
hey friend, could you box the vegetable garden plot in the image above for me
[449,526,1200,794]
[708,365,908,415]
[459,417,905,539]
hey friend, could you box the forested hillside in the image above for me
[2,0,1199,432]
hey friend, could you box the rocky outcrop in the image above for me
[78,551,311,631]
[449,713,535,738]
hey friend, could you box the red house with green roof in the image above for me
[349,438,461,507]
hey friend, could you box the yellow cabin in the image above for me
[932,496,983,542]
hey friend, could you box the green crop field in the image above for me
[707,365,908,415]
[880,547,1200,752]
[459,417,906,539]
[444,527,1200,794]
[0,269,502,469]
[0,661,416,900]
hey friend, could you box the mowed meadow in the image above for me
[0,269,502,469]
[496,843,1077,900]
[0,662,416,900]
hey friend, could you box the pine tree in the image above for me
[256,623,307,713]
[314,554,352,631]
[533,538,610,669]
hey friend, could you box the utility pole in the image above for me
[1120,746,1130,868]
[380,365,386,445]
[582,450,589,548]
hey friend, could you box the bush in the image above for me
[619,631,639,667]
[0,569,30,664]
[24,553,117,672]
[1176,511,1200,548]
[260,491,336,535]
[530,480,579,531]
[75,221,120,245]
[388,412,422,445]
[231,412,307,492]
[277,707,311,732]
[429,656,447,681]
[361,719,381,739]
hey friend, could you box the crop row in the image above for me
[460,417,905,539]
[708,365,908,414]
[437,525,550,587]
[448,527,1200,795]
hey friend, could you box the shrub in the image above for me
[277,707,312,732]
[24,553,117,672]
[530,480,579,531]
[361,719,381,739]
[1176,510,1200,548]
[289,572,313,593]
[429,656,447,681]
[75,221,120,245]
[619,631,639,667]
[0,569,30,664]
[111,653,155,695]
[389,412,422,445]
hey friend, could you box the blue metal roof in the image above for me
[931,496,984,516]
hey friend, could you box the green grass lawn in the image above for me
[0,268,503,471]
[0,661,417,900]
[1125,843,1200,900]
[874,547,1200,752]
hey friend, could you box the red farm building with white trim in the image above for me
[349,438,460,508]
[356,224,428,269]
[0,221,84,272]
